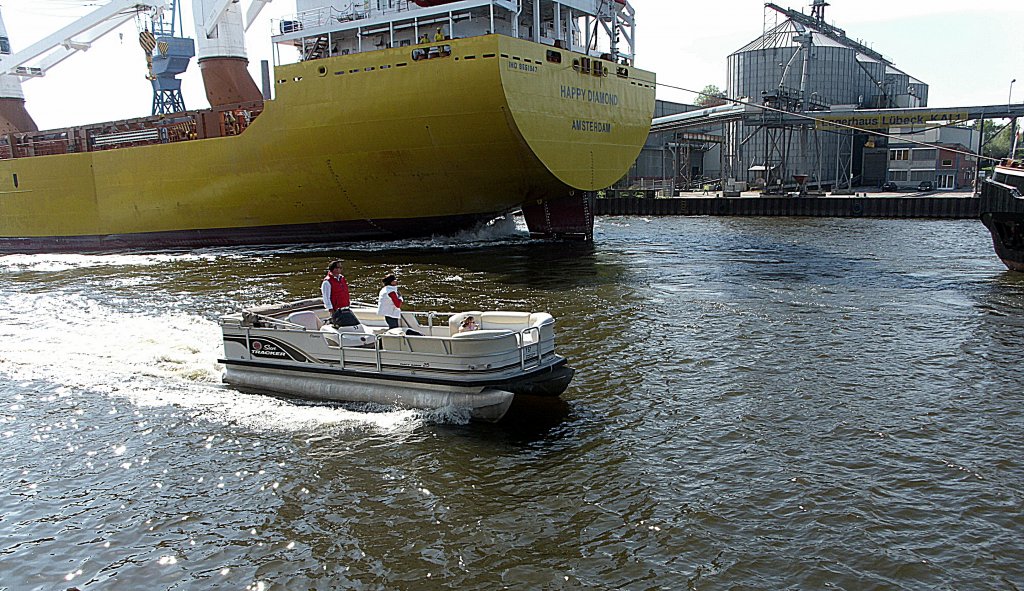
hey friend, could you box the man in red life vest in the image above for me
[321,260,358,327]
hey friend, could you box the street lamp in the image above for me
[1012,80,1019,160]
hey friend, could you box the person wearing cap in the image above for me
[434,26,445,42]
[322,260,357,327]
[377,274,404,329]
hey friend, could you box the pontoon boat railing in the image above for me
[519,326,542,370]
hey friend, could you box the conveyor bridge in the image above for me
[652,102,1024,134]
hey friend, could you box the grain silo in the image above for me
[724,1,928,191]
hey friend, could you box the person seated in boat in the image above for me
[322,260,358,327]
[458,316,479,333]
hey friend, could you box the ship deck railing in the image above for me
[0,101,264,160]
[92,128,160,148]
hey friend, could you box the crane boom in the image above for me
[244,0,273,32]
[0,1,170,79]
[200,0,273,37]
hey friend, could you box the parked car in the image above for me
[881,181,898,191]
[917,180,934,191]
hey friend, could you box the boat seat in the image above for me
[320,325,374,347]
[378,329,453,355]
[449,329,518,355]
[320,326,341,347]
[378,330,409,352]
[399,311,427,332]
[528,312,553,327]
[407,336,450,355]
[451,328,514,338]
[480,311,533,331]
[287,310,322,330]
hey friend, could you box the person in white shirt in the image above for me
[377,274,403,330]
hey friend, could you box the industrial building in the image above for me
[881,127,977,190]
[625,1,986,195]
[725,1,932,191]
[623,100,723,193]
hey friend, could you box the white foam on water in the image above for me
[351,214,534,252]
[0,252,223,273]
[0,291,422,433]
[346,214,532,252]
[189,214,533,258]
[0,214,531,273]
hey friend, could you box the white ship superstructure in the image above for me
[272,0,636,64]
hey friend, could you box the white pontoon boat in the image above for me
[218,299,575,422]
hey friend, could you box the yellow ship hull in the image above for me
[0,35,655,251]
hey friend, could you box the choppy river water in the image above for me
[1,215,1022,590]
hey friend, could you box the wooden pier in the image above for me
[594,195,980,219]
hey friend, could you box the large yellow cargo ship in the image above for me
[0,0,654,252]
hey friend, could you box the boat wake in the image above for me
[0,291,429,433]
[0,216,534,266]
[190,214,534,258]
[0,251,220,272]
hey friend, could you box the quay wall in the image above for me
[594,196,980,219]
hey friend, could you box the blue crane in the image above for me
[141,1,195,115]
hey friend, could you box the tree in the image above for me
[977,119,1013,160]
[695,84,727,108]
